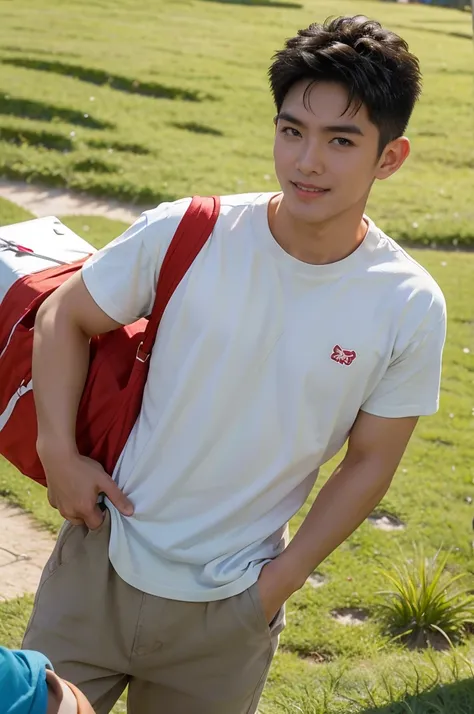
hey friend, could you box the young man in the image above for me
[0,646,95,713]
[23,15,446,714]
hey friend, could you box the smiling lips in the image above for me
[292,181,330,195]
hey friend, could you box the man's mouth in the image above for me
[291,181,329,194]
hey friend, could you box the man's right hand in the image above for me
[32,272,132,531]
[39,449,134,530]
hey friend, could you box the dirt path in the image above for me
[0,179,145,225]
[0,176,142,604]
[0,500,55,601]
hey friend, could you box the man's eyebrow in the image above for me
[323,124,364,136]
[275,113,365,137]
[274,111,306,128]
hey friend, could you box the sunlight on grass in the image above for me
[376,546,474,649]
[0,193,472,711]
[0,0,471,245]
[0,0,472,706]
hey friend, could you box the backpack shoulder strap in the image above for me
[139,195,220,358]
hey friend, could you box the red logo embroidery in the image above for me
[331,344,357,366]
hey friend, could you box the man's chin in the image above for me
[281,190,335,225]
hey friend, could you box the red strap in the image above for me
[138,196,220,358]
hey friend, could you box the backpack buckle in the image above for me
[136,342,150,363]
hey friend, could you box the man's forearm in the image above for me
[33,300,91,456]
[274,456,393,594]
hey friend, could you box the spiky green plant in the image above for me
[377,547,474,649]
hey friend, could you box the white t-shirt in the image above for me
[81,192,446,602]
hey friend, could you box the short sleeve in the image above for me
[81,197,192,325]
[362,298,447,418]
[0,646,52,714]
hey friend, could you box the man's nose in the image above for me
[296,140,325,176]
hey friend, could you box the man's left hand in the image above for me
[256,558,297,624]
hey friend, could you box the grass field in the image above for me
[0,0,473,711]
[0,0,472,247]
[1,192,474,712]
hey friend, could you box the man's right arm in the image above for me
[33,272,134,529]
[33,198,190,527]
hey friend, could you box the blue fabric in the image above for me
[0,646,51,714]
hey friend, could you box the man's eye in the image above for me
[281,127,301,138]
[331,137,354,147]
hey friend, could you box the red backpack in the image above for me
[0,196,220,486]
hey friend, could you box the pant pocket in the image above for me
[246,582,271,636]
[86,507,111,537]
[22,520,88,648]
[47,520,86,575]
[247,581,286,638]
[46,508,110,581]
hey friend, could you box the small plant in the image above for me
[377,546,474,649]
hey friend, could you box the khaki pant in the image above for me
[23,510,283,714]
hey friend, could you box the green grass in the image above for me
[0,195,34,225]
[58,215,129,247]
[0,0,472,246]
[0,189,473,713]
[0,0,473,708]
[0,196,129,246]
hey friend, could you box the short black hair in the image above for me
[269,16,422,154]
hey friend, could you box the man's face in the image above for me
[273,80,397,225]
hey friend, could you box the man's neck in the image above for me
[267,193,369,266]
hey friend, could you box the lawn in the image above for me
[0,0,473,711]
[1,196,474,712]
[0,0,472,246]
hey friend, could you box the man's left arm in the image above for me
[258,284,446,620]
[258,411,418,621]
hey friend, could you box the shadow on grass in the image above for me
[201,0,303,7]
[0,125,150,156]
[0,126,74,151]
[279,643,334,664]
[72,158,117,174]
[172,121,223,137]
[420,17,472,23]
[412,130,447,137]
[0,93,113,129]
[435,68,474,76]
[394,25,472,41]
[2,58,214,102]
[1,45,80,58]
[86,138,150,155]
[0,163,174,205]
[358,677,474,714]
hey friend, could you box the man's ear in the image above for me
[375,137,410,181]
